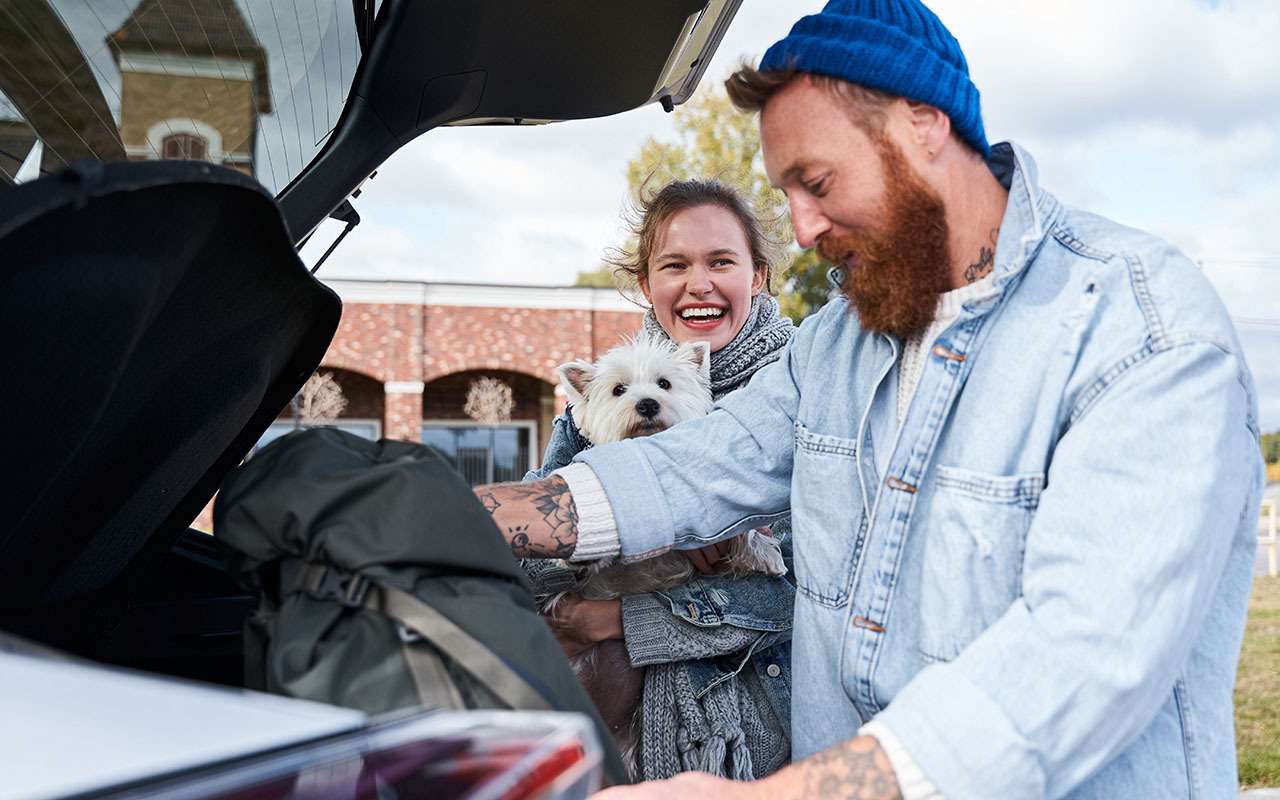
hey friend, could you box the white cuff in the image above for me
[551,463,621,563]
[860,719,945,800]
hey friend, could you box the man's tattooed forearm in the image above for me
[964,227,1000,283]
[794,737,902,800]
[475,477,578,559]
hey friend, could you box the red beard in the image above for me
[816,135,951,340]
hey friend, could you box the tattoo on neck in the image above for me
[963,227,1000,284]
[796,737,902,800]
[477,477,578,559]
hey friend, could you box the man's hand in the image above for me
[593,772,767,800]
[474,476,578,559]
[546,595,623,658]
[591,736,900,800]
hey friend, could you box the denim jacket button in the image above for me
[766,663,782,678]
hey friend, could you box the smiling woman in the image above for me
[516,178,798,783]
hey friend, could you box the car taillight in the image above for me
[112,710,603,800]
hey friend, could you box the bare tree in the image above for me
[464,377,514,424]
[296,371,348,423]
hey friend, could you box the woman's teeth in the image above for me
[680,307,725,320]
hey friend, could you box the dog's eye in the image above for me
[657,378,671,391]
[612,384,626,397]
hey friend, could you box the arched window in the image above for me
[161,133,208,161]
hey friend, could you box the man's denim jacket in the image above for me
[576,142,1264,799]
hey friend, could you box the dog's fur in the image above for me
[544,333,786,776]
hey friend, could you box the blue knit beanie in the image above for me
[760,0,989,157]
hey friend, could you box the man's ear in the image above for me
[677,340,711,383]
[907,100,950,160]
[557,361,594,403]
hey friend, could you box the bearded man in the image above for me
[476,2,1264,797]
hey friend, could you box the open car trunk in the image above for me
[0,0,741,685]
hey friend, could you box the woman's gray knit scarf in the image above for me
[642,294,794,399]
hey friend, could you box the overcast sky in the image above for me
[317,0,1280,430]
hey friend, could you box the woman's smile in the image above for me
[676,303,729,333]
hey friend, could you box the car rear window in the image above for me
[0,0,362,195]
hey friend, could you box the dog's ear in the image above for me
[557,360,594,403]
[676,340,712,383]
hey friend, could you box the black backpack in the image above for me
[215,427,627,783]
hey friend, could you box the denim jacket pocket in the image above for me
[664,575,794,632]
[790,421,867,608]
[918,465,1044,662]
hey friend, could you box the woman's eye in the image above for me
[804,177,828,197]
[657,378,671,391]
[661,262,686,271]
[712,258,734,268]
[612,384,626,397]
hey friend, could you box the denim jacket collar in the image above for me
[977,141,1063,311]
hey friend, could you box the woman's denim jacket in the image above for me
[576,143,1264,799]
[526,409,795,742]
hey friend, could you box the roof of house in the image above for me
[111,0,260,56]
[109,0,271,112]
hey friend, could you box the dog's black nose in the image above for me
[635,398,660,419]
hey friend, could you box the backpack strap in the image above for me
[392,617,467,712]
[377,584,552,712]
[300,563,551,712]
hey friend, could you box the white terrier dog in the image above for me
[554,332,785,596]
[544,333,786,776]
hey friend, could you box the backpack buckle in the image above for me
[305,564,371,608]
[396,622,422,644]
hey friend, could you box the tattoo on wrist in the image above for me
[964,227,1000,284]
[477,477,578,559]
[478,492,502,513]
[795,737,902,800]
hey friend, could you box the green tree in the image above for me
[574,85,832,322]
[1262,431,1280,464]
[573,264,617,288]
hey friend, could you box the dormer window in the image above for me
[161,133,208,160]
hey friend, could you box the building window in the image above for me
[161,133,208,160]
[422,422,535,486]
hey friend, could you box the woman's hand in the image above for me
[546,595,623,658]
[682,539,736,575]
[682,526,772,575]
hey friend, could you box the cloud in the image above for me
[932,0,1280,141]
[314,220,427,277]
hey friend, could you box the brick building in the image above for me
[193,278,645,529]
[309,279,644,465]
